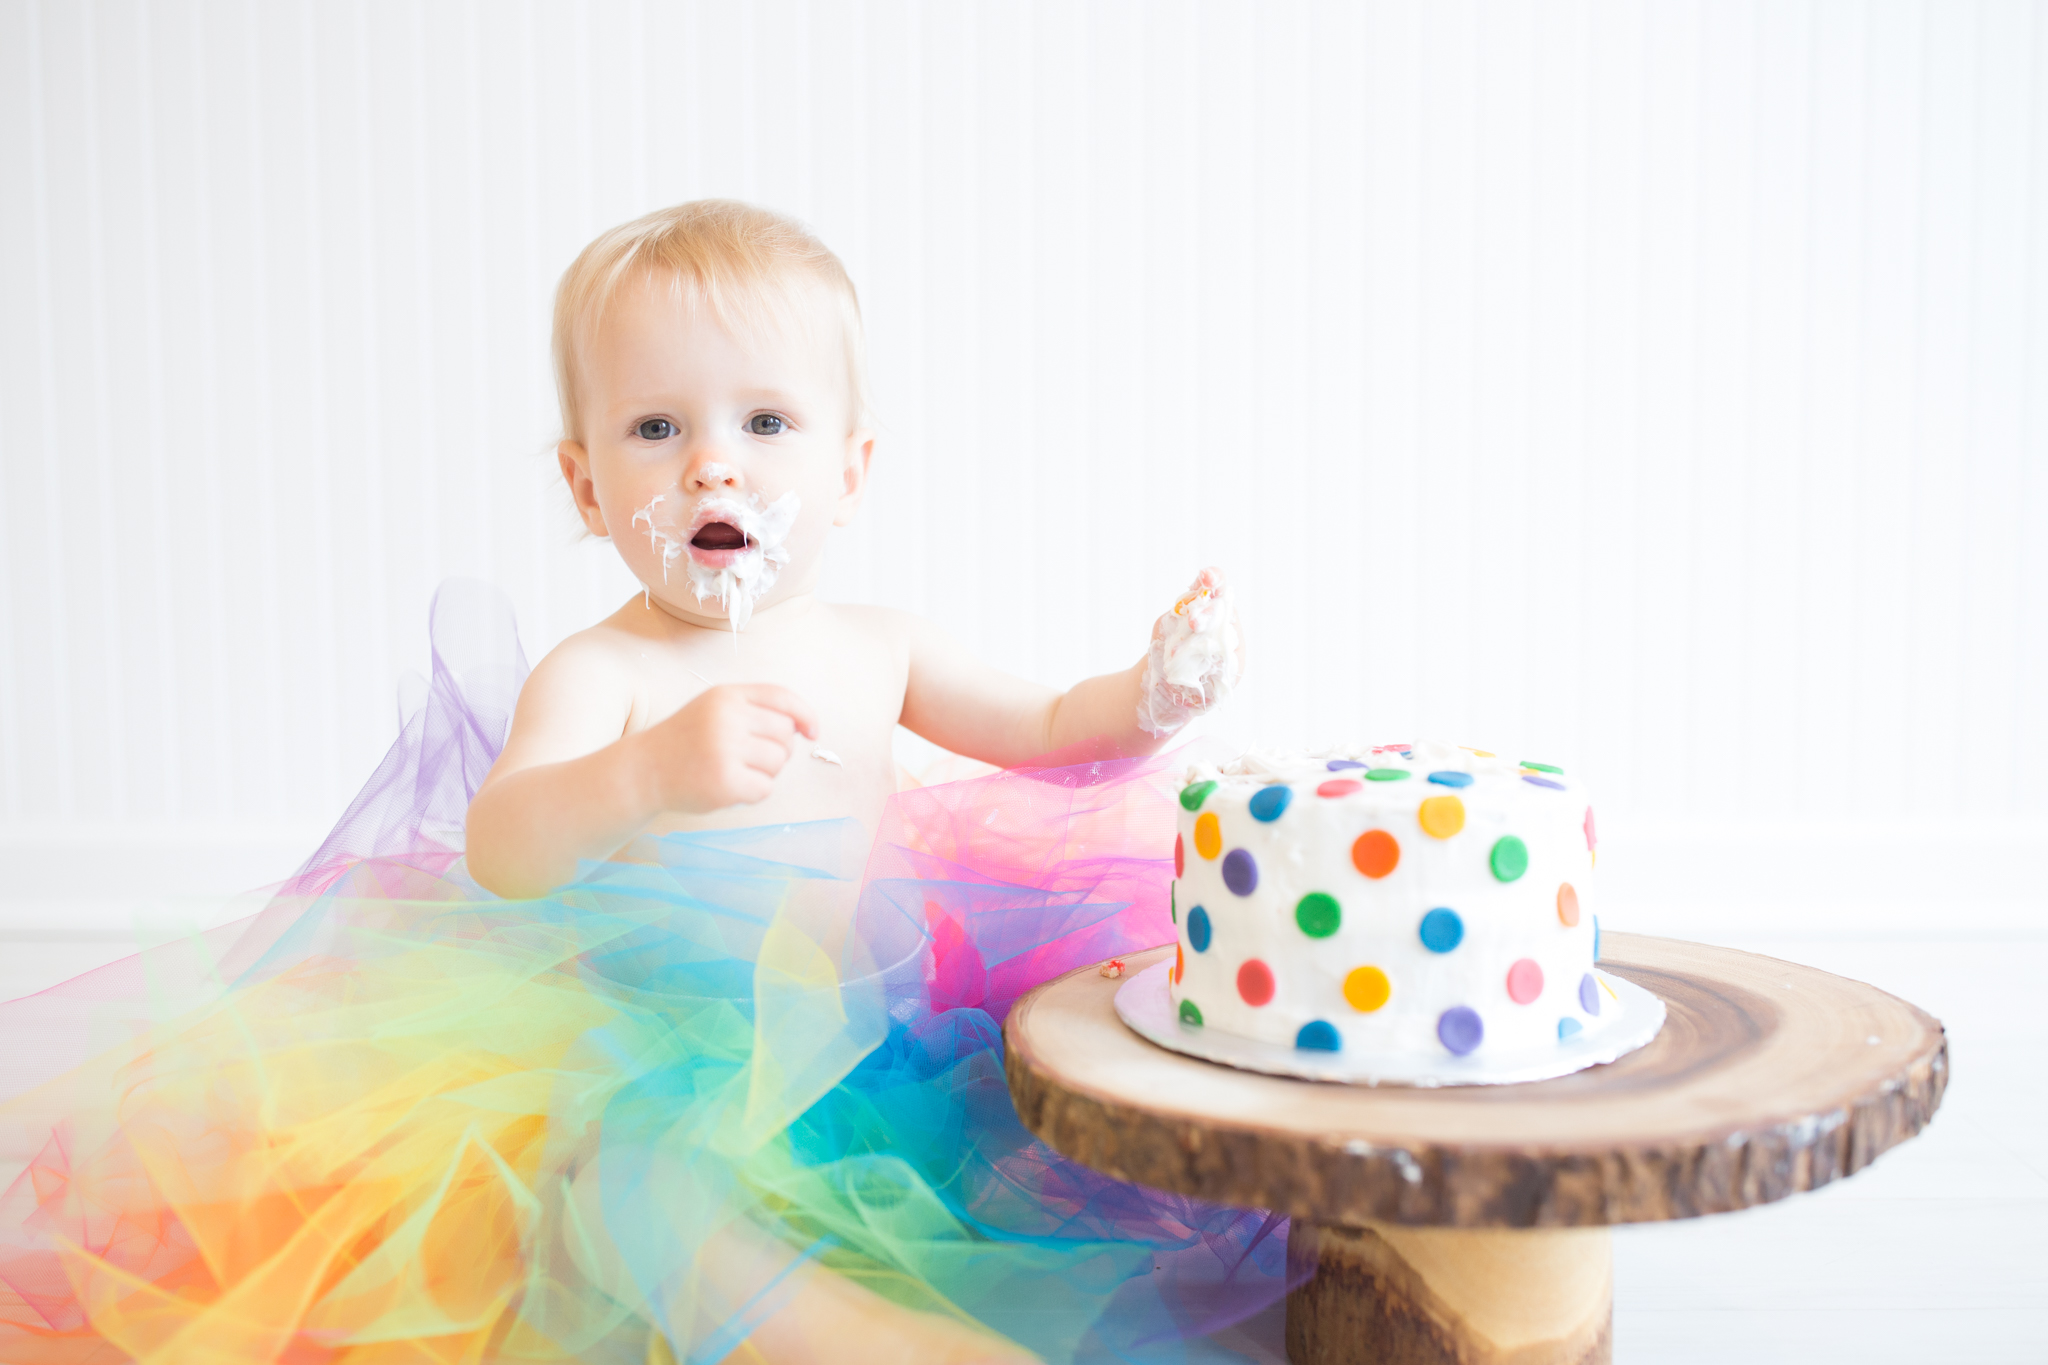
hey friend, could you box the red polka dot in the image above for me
[1237,959,1275,1007]
[1506,958,1544,1005]
[1174,832,1185,878]
[1352,829,1400,879]
[1318,779,1364,797]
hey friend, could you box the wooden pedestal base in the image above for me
[1285,1222,1612,1365]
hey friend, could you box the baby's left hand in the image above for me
[1136,567,1244,737]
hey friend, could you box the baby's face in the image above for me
[561,278,869,626]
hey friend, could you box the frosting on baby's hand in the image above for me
[1137,569,1242,738]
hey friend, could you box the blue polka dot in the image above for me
[1326,759,1366,772]
[1579,973,1601,1016]
[1438,1006,1484,1056]
[1427,771,1474,788]
[1558,1017,1583,1041]
[1295,1020,1341,1052]
[1187,905,1212,953]
[1418,908,1464,954]
[1249,785,1294,822]
[1523,775,1566,790]
[1222,848,1259,896]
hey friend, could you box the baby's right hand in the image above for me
[643,683,819,813]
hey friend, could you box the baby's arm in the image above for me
[901,568,1241,767]
[466,634,816,899]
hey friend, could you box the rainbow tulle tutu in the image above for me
[0,585,1289,1363]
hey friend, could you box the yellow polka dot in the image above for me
[1194,811,1222,860]
[1344,966,1392,1012]
[1462,747,1496,757]
[1417,795,1466,839]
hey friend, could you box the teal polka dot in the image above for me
[1249,785,1294,821]
[1419,908,1464,953]
[1295,1020,1341,1051]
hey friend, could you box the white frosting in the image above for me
[1167,742,1607,1061]
[1138,576,1241,737]
[630,488,801,634]
[811,747,843,766]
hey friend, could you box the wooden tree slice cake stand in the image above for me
[1003,933,1947,1365]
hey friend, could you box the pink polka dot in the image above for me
[1506,958,1544,1005]
[1317,779,1364,797]
[1237,959,1275,1007]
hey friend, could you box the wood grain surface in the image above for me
[1285,1223,1613,1365]
[1004,933,1948,1228]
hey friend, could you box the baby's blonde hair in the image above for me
[551,200,868,442]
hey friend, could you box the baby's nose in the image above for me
[688,459,742,492]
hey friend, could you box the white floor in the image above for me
[2,933,2043,1362]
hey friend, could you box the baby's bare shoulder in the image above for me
[519,620,658,723]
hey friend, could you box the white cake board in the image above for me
[1112,959,1666,1088]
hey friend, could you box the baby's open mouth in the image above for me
[690,522,751,551]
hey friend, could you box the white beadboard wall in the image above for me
[0,1,2043,936]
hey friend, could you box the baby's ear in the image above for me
[557,441,609,537]
[833,430,876,527]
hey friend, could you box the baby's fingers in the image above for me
[738,683,820,741]
[738,735,797,782]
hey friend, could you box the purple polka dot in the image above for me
[1524,775,1566,790]
[1222,848,1259,896]
[1579,973,1601,1015]
[1437,1006,1484,1056]
[1326,759,1366,772]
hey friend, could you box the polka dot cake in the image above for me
[1168,740,1609,1065]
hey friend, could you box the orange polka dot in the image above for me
[1194,812,1222,859]
[1344,965,1391,1012]
[1175,942,1184,983]
[1418,795,1466,839]
[1557,883,1580,927]
[1352,829,1400,879]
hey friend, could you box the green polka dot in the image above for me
[1295,892,1342,938]
[1171,884,1177,923]
[1179,780,1218,811]
[1365,768,1410,782]
[1521,761,1562,774]
[1178,999,1204,1026]
[1490,835,1530,882]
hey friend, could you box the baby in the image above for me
[463,201,1243,1362]
[466,200,1240,901]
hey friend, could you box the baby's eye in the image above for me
[747,413,786,436]
[635,418,676,441]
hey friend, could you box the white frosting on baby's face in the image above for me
[631,487,801,634]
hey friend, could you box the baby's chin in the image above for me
[639,573,816,632]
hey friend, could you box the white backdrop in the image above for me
[2,0,2043,935]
